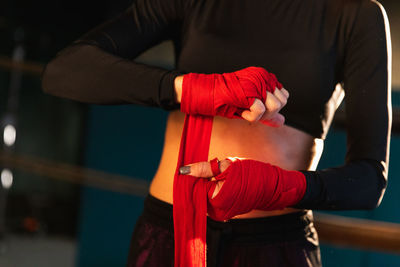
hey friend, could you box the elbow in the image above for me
[41,61,56,95]
[41,44,86,100]
[364,190,385,210]
[41,58,68,97]
[364,171,387,210]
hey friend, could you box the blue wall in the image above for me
[77,93,400,266]
[76,105,167,267]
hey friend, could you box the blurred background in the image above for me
[0,0,399,266]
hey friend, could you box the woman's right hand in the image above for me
[175,67,290,127]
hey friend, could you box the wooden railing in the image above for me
[314,213,400,254]
[0,56,44,75]
[0,152,149,197]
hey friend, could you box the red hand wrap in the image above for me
[181,67,282,117]
[174,67,288,267]
[206,158,306,221]
[210,158,221,177]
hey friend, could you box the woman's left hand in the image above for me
[180,157,306,221]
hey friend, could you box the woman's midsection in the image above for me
[150,110,322,218]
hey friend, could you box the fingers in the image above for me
[264,92,282,117]
[258,92,282,123]
[241,87,289,125]
[273,88,288,107]
[280,87,290,99]
[179,158,235,199]
[241,98,265,122]
[179,159,231,199]
[179,159,231,178]
[258,88,289,126]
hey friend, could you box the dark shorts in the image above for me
[127,194,322,267]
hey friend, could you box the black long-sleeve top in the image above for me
[41,0,392,210]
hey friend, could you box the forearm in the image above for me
[293,159,387,210]
[42,43,181,109]
[42,0,190,109]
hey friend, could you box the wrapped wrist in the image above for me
[180,67,281,118]
[207,159,307,221]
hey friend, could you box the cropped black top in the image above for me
[41,0,392,210]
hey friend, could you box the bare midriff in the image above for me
[150,110,323,219]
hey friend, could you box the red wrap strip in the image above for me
[210,158,221,177]
[173,114,212,267]
[174,67,289,267]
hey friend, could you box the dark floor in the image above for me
[0,234,76,267]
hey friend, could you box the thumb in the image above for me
[180,161,213,178]
[179,159,232,178]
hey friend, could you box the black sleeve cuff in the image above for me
[159,70,184,110]
[292,170,328,210]
[292,159,387,211]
